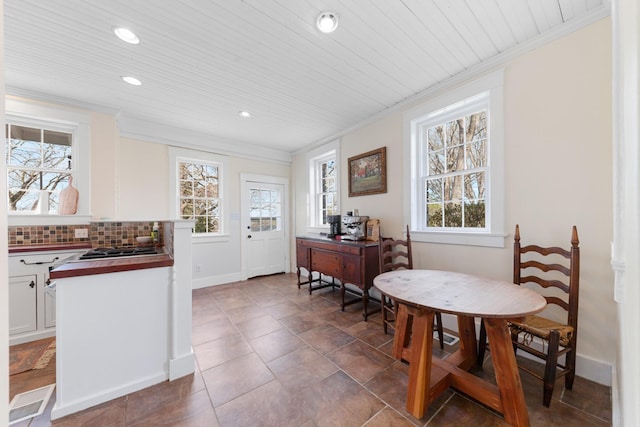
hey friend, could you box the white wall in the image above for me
[90,112,119,220]
[612,0,640,424]
[114,137,291,287]
[293,18,614,386]
[116,137,169,220]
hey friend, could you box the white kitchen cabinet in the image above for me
[8,249,83,345]
[9,274,37,335]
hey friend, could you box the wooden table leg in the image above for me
[402,305,434,418]
[484,318,530,427]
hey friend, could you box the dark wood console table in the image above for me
[296,236,380,320]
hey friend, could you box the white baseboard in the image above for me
[51,372,167,420]
[10,329,56,346]
[440,313,612,387]
[169,350,195,380]
[192,272,243,289]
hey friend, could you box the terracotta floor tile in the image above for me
[299,371,385,426]
[249,328,307,363]
[322,308,365,329]
[427,393,509,426]
[560,376,612,422]
[267,347,337,392]
[127,389,219,427]
[215,380,309,427]
[326,339,395,383]
[280,310,329,335]
[261,301,303,319]
[50,396,128,426]
[365,406,415,427]
[124,372,206,424]
[202,352,274,407]
[194,333,252,371]
[343,319,394,348]
[191,317,237,346]
[223,304,268,324]
[235,313,283,340]
[299,323,356,354]
[191,305,226,327]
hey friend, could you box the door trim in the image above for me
[240,173,290,280]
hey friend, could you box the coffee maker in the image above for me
[327,215,342,238]
[341,215,369,240]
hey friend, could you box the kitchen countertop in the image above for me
[49,251,174,279]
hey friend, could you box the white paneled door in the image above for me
[242,177,287,278]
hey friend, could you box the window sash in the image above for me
[419,108,488,230]
[178,160,222,234]
[308,145,339,228]
[5,122,75,214]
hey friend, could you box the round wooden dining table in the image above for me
[374,269,546,427]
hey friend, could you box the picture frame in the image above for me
[348,147,387,197]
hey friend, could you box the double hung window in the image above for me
[6,123,73,214]
[308,142,339,229]
[177,159,221,234]
[422,101,488,229]
[405,70,505,247]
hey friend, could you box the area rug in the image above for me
[10,338,56,376]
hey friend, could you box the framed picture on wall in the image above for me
[348,147,387,197]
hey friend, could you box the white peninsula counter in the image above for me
[48,220,194,420]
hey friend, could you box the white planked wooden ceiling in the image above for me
[4,0,609,160]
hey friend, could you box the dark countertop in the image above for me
[49,252,174,279]
[296,234,379,247]
[9,243,92,254]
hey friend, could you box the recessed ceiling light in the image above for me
[122,76,142,86]
[113,27,140,44]
[316,12,339,33]
[238,111,252,118]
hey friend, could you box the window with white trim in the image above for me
[5,98,91,225]
[308,143,339,228]
[6,122,74,213]
[405,70,505,247]
[177,159,222,234]
[421,97,488,229]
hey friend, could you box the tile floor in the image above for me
[11,273,612,426]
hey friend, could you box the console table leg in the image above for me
[362,291,369,320]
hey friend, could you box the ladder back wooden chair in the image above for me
[477,224,580,407]
[378,225,444,349]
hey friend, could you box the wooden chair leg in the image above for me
[382,296,390,335]
[510,328,519,353]
[565,340,577,390]
[477,319,487,366]
[543,330,561,407]
[435,312,444,349]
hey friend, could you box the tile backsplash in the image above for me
[8,221,163,248]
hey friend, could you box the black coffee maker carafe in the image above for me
[327,215,341,237]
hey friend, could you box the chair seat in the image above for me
[509,315,574,347]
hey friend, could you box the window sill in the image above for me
[8,214,92,227]
[306,226,329,234]
[411,230,507,248]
